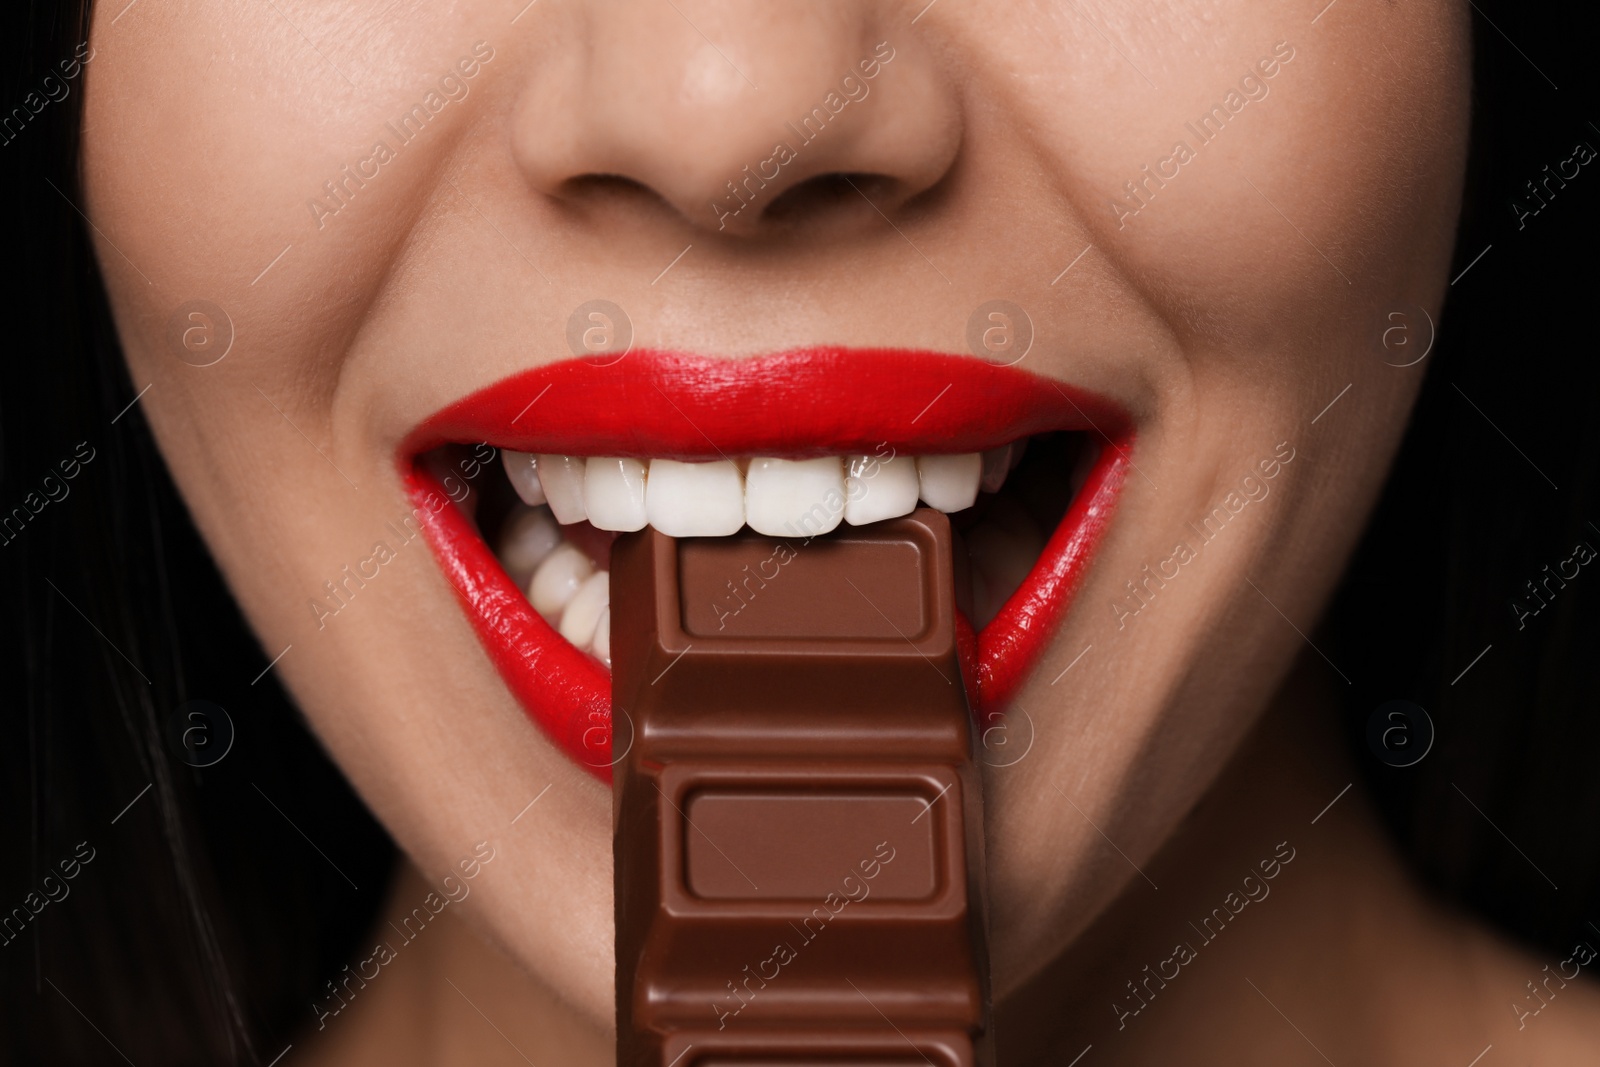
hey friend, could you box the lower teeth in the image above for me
[507,527,614,667]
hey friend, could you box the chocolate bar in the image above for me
[611,508,992,1064]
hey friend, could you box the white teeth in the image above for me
[584,457,648,532]
[536,454,587,525]
[495,438,1058,670]
[916,453,982,512]
[528,542,594,619]
[645,459,745,536]
[501,450,547,506]
[497,506,561,584]
[745,456,845,537]
[518,448,1009,531]
[558,571,610,646]
[980,445,1013,494]
[844,452,920,526]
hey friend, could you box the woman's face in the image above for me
[83,0,1469,1029]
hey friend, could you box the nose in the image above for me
[511,1,961,236]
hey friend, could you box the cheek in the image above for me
[79,2,512,575]
[81,3,503,393]
[996,0,1469,348]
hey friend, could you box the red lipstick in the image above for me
[400,348,1131,780]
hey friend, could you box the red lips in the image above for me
[400,348,1131,780]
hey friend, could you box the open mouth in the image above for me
[399,349,1131,779]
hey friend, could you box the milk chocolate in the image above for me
[611,509,992,1065]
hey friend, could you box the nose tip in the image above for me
[512,3,960,236]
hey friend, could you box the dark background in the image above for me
[1,0,1597,1062]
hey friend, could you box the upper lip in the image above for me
[398,347,1133,780]
[400,347,1132,460]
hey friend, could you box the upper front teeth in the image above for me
[645,459,744,536]
[503,451,547,506]
[584,457,647,532]
[500,447,1004,537]
[535,454,587,525]
[845,452,920,525]
[746,456,845,537]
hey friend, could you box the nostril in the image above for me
[511,8,962,239]
[761,171,902,227]
[555,170,913,235]
[555,173,666,211]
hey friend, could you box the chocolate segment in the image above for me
[611,509,992,1064]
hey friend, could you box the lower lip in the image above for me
[402,354,1131,780]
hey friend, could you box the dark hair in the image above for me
[3,1,1596,1062]
[0,4,393,1063]
[1331,6,1600,953]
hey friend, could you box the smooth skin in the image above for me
[81,0,1600,1062]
